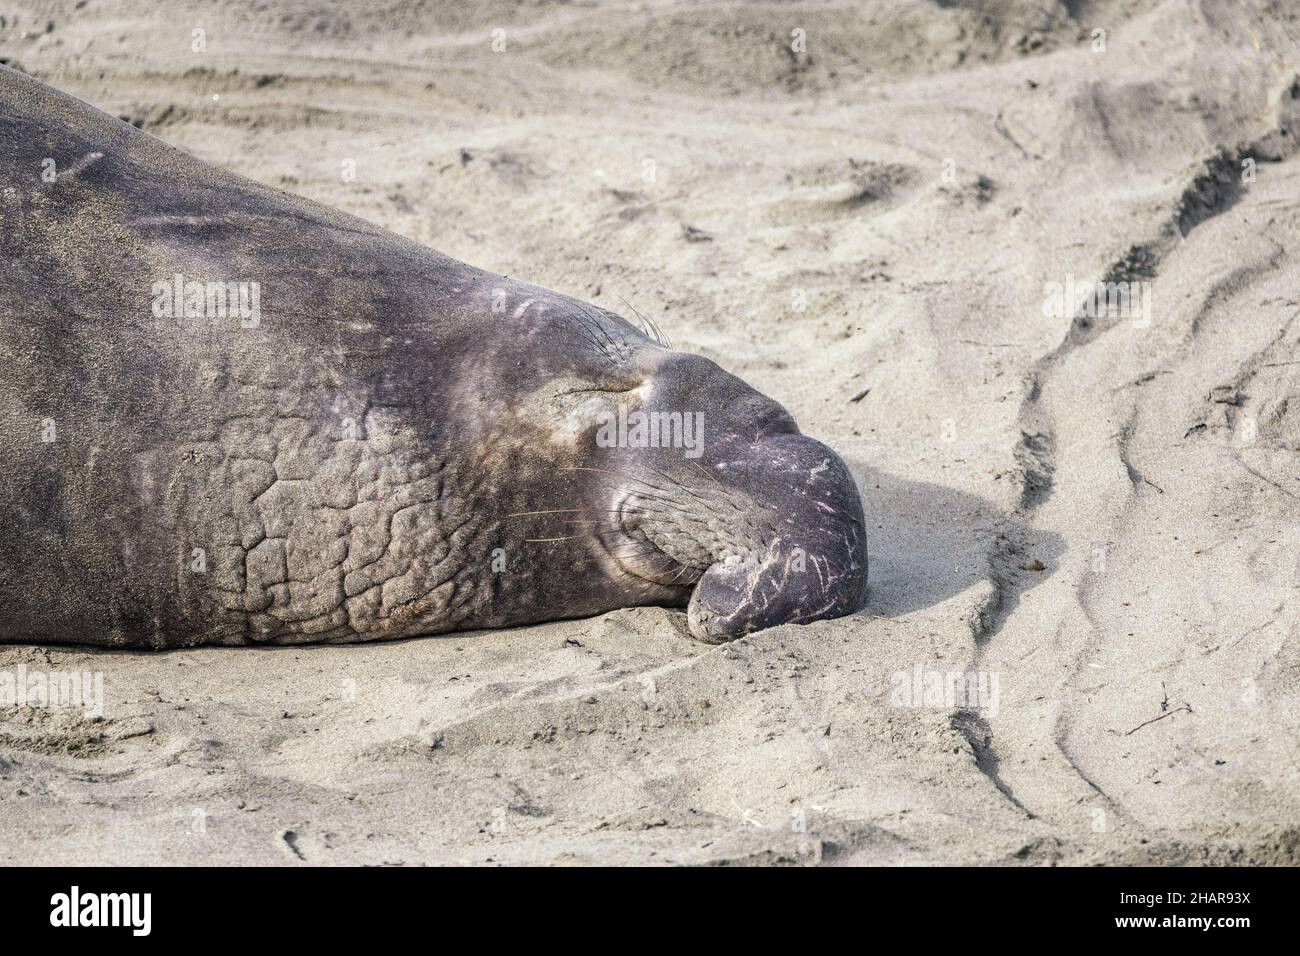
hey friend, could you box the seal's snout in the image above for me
[685,434,867,643]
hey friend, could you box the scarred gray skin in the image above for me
[0,65,867,648]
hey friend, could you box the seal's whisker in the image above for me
[618,294,671,350]
[608,546,683,566]
[573,302,613,337]
[507,508,629,521]
[563,465,684,498]
[567,328,604,353]
[571,303,618,350]
[567,323,609,353]
[689,458,721,486]
[567,316,624,369]
[604,483,684,508]
[574,302,635,361]
[606,544,667,556]
[642,463,716,508]
[620,296,655,342]
[557,309,610,349]
[666,562,697,586]
[562,323,611,360]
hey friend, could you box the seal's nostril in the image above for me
[746,403,799,442]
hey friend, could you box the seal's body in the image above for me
[0,65,866,648]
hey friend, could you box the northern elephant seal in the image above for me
[0,65,867,648]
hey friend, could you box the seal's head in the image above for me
[502,291,868,643]
[597,353,867,643]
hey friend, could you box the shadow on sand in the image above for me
[850,464,1066,627]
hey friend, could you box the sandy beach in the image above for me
[1,0,1298,865]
